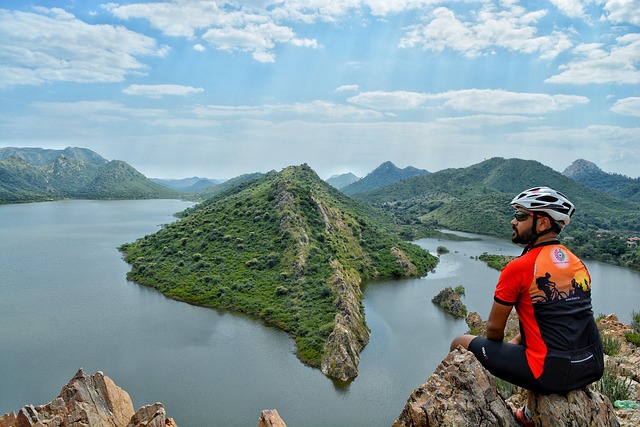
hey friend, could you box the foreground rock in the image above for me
[393,348,517,426]
[0,369,177,427]
[527,389,619,426]
[393,347,620,427]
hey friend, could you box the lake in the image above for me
[1,200,638,426]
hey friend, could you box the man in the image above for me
[449,187,603,426]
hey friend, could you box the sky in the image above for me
[1,0,639,180]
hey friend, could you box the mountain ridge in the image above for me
[0,147,180,203]
[341,161,429,196]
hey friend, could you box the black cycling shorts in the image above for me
[468,337,604,394]
[468,337,542,393]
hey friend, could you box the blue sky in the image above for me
[1,0,639,180]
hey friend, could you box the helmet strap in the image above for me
[522,212,554,254]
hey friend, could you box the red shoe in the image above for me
[515,407,534,427]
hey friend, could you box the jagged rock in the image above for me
[393,347,518,426]
[0,369,176,427]
[528,387,620,426]
[127,403,177,427]
[320,259,370,381]
[258,409,287,427]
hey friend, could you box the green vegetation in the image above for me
[356,157,640,271]
[624,310,640,346]
[601,334,621,356]
[121,164,437,370]
[436,246,449,255]
[478,253,516,271]
[596,362,633,404]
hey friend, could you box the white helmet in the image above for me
[511,187,575,227]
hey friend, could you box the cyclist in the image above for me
[449,187,603,426]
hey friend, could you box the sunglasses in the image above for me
[513,211,534,222]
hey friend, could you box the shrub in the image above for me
[624,331,640,346]
[601,334,621,356]
[595,362,633,403]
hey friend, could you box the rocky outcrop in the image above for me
[526,388,619,426]
[127,403,177,427]
[0,369,177,427]
[321,259,370,381]
[258,409,287,427]
[432,286,467,319]
[393,348,517,426]
[393,347,621,427]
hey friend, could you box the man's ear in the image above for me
[538,216,551,232]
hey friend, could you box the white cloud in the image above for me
[549,0,587,19]
[602,0,640,25]
[106,1,318,62]
[104,0,236,38]
[434,114,539,128]
[0,8,167,89]
[399,5,573,59]
[546,33,640,84]
[192,100,384,121]
[348,89,589,114]
[430,89,589,114]
[193,43,206,52]
[335,84,360,92]
[123,84,204,98]
[348,91,430,110]
[611,97,640,116]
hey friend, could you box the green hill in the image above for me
[563,159,640,203]
[0,147,181,203]
[356,157,640,269]
[120,164,437,380]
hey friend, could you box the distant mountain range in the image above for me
[354,157,639,270]
[151,177,225,193]
[326,172,360,189]
[341,161,429,196]
[0,147,180,203]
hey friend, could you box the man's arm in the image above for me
[485,301,513,341]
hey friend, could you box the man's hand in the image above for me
[508,333,522,345]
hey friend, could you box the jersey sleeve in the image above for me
[494,255,532,306]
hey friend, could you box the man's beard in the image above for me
[512,226,532,244]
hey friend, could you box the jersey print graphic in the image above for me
[529,246,591,304]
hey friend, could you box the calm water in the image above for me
[1,201,638,426]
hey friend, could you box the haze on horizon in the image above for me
[1,1,639,180]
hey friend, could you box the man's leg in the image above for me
[450,334,477,352]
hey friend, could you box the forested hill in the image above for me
[355,157,640,269]
[120,164,437,380]
[563,159,640,203]
[0,147,180,203]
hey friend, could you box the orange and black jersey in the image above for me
[494,240,600,379]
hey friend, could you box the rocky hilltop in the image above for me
[120,164,437,381]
